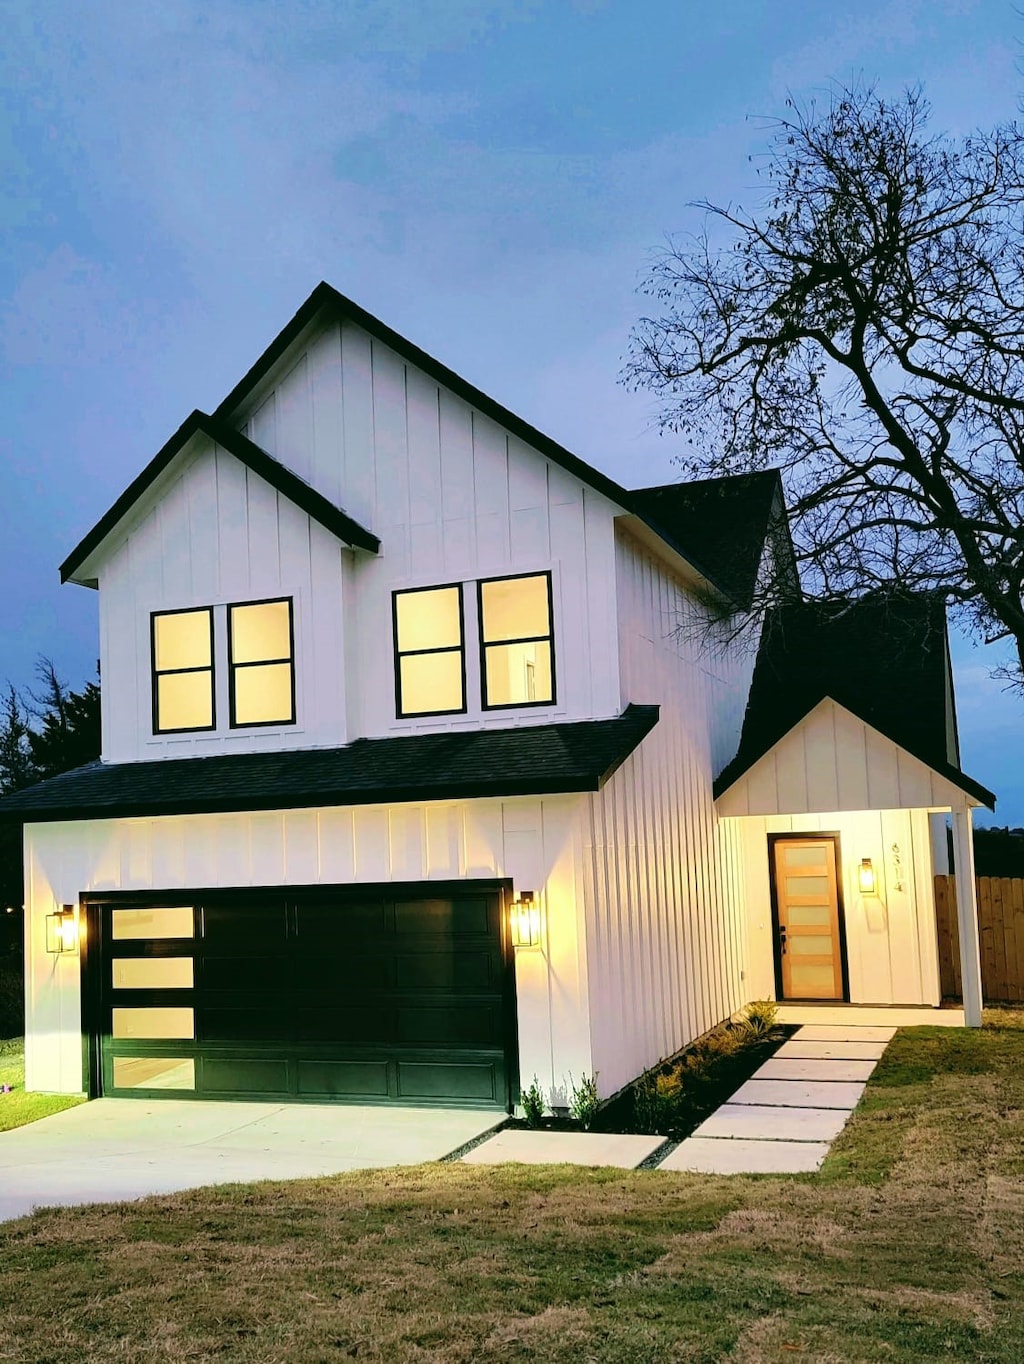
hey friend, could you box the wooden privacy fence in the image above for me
[934,875,1024,1004]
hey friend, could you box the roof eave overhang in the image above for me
[614,513,734,606]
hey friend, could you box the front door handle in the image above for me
[779,926,788,956]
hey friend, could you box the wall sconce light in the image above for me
[510,890,541,948]
[858,859,876,895]
[45,904,78,955]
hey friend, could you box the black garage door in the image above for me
[85,883,516,1109]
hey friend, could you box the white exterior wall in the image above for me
[239,319,622,743]
[99,439,352,763]
[24,796,593,1098]
[579,531,753,1098]
[730,808,942,1007]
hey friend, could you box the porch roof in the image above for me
[0,705,659,824]
[715,595,995,813]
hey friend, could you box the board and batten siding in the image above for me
[716,697,978,817]
[98,436,351,764]
[578,531,753,1098]
[237,318,623,741]
[729,808,942,1006]
[23,795,593,1098]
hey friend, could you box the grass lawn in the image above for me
[1,1014,1023,1362]
[0,1038,85,1133]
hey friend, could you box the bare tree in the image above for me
[625,83,1024,686]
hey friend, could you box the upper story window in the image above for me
[151,608,216,734]
[228,598,295,728]
[393,584,466,717]
[479,572,555,709]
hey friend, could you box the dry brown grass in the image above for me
[1,1013,1023,1362]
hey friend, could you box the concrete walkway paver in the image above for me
[796,1024,896,1042]
[660,1136,830,1175]
[664,1022,895,1173]
[756,1058,877,1082]
[0,1099,501,1224]
[461,1129,664,1168]
[775,1039,887,1061]
[729,1078,867,1108]
[693,1102,851,1144]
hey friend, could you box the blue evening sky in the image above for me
[2,0,1021,822]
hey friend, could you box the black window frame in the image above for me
[477,570,557,711]
[227,595,297,730]
[392,582,468,719]
[150,606,217,736]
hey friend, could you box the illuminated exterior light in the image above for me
[510,890,540,948]
[45,905,78,955]
[858,859,876,895]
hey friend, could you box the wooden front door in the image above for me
[771,837,846,1001]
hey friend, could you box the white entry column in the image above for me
[951,798,983,1028]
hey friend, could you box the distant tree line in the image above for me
[0,661,100,950]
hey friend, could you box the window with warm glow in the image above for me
[479,573,555,708]
[393,584,465,716]
[151,608,215,733]
[228,597,295,727]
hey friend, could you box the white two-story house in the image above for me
[0,283,994,1113]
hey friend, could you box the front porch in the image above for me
[715,697,992,1027]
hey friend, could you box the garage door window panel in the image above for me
[393,585,466,717]
[478,573,555,709]
[228,598,296,728]
[151,609,215,734]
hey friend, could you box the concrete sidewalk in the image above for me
[0,1099,501,1223]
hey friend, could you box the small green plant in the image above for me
[633,1066,684,1133]
[740,999,779,1037]
[567,1072,600,1129]
[519,1076,546,1128]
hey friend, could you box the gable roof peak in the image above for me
[60,408,378,586]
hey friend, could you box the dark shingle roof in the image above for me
[629,471,789,609]
[61,283,789,605]
[61,411,379,585]
[713,594,994,808]
[0,706,659,824]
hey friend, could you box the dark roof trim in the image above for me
[0,705,659,824]
[60,410,379,584]
[713,694,995,809]
[211,282,739,603]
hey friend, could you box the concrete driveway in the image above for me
[0,1099,501,1223]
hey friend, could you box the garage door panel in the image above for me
[201,1056,290,1095]
[201,955,283,992]
[395,950,497,990]
[397,1004,503,1045]
[201,903,288,948]
[297,1059,390,1099]
[295,902,391,938]
[397,1061,500,1102]
[200,1006,299,1042]
[300,954,394,989]
[394,898,493,936]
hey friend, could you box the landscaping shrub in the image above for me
[519,1076,546,1128]
[627,1013,788,1137]
[567,1072,600,1130]
[740,998,779,1037]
